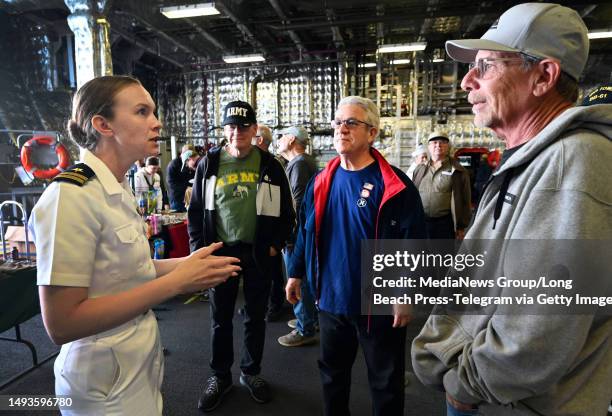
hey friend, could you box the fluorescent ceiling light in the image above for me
[588,30,612,39]
[359,62,377,68]
[223,54,265,64]
[392,59,411,65]
[160,2,220,19]
[432,58,445,63]
[377,42,427,53]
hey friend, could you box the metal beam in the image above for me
[326,9,345,51]
[111,26,184,68]
[214,1,268,54]
[267,0,307,58]
[185,18,226,52]
[114,11,208,60]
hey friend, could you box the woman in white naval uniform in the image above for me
[29,75,241,416]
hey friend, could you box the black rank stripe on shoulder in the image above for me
[53,163,96,186]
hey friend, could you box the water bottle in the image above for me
[153,238,165,259]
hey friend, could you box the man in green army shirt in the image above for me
[188,101,295,412]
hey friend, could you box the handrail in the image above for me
[0,200,31,262]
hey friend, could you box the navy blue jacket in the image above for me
[286,148,426,302]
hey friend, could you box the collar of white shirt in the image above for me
[81,149,128,196]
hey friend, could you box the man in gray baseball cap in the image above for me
[278,126,310,148]
[412,3,612,416]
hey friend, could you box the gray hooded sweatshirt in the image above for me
[412,104,612,415]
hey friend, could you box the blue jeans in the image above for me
[284,251,318,337]
[446,401,479,416]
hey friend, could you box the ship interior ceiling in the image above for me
[1,2,612,414]
[2,0,612,91]
[0,0,611,190]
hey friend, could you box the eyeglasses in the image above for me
[225,123,253,131]
[468,57,524,79]
[331,118,373,130]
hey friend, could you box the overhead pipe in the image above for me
[266,14,429,31]
[214,1,268,54]
[249,67,288,111]
[266,0,308,61]
[64,0,114,87]
[182,56,341,75]
[113,11,208,60]
[185,18,225,52]
[327,7,345,64]
[111,26,184,68]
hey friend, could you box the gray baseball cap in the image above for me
[279,126,309,146]
[427,131,449,142]
[445,3,589,80]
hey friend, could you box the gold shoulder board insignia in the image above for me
[53,163,96,186]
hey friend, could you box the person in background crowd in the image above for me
[29,75,240,416]
[412,4,612,416]
[406,144,428,180]
[182,149,202,173]
[580,81,612,416]
[188,100,295,412]
[126,158,144,192]
[245,123,287,322]
[472,153,493,204]
[412,132,471,239]
[253,124,273,152]
[156,163,170,210]
[166,144,195,212]
[181,150,203,209]
[275,125,319,347]
[134,156,164,213]
[285,96,425,416]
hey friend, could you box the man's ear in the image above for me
[91,115,114,137]
[369,127,378,145]
[532,59,562,97]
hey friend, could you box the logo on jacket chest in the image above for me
[504,192,517,205]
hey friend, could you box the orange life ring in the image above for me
[20,136,71,179]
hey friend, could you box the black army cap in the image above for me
[222,101,256,126]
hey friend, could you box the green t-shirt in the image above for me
[214,148,260,244]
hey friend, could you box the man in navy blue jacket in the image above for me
[286,96,426,416]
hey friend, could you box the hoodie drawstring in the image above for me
[492,168,514,230]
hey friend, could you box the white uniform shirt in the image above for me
[134,168,163,212]
[31,150,156,298]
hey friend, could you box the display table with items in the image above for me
[0,261,58,389]
[145,212,190,259]
[0,199,58,388]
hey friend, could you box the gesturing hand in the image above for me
[172,242,241,294]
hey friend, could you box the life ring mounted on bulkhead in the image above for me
[20,136,71,180]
